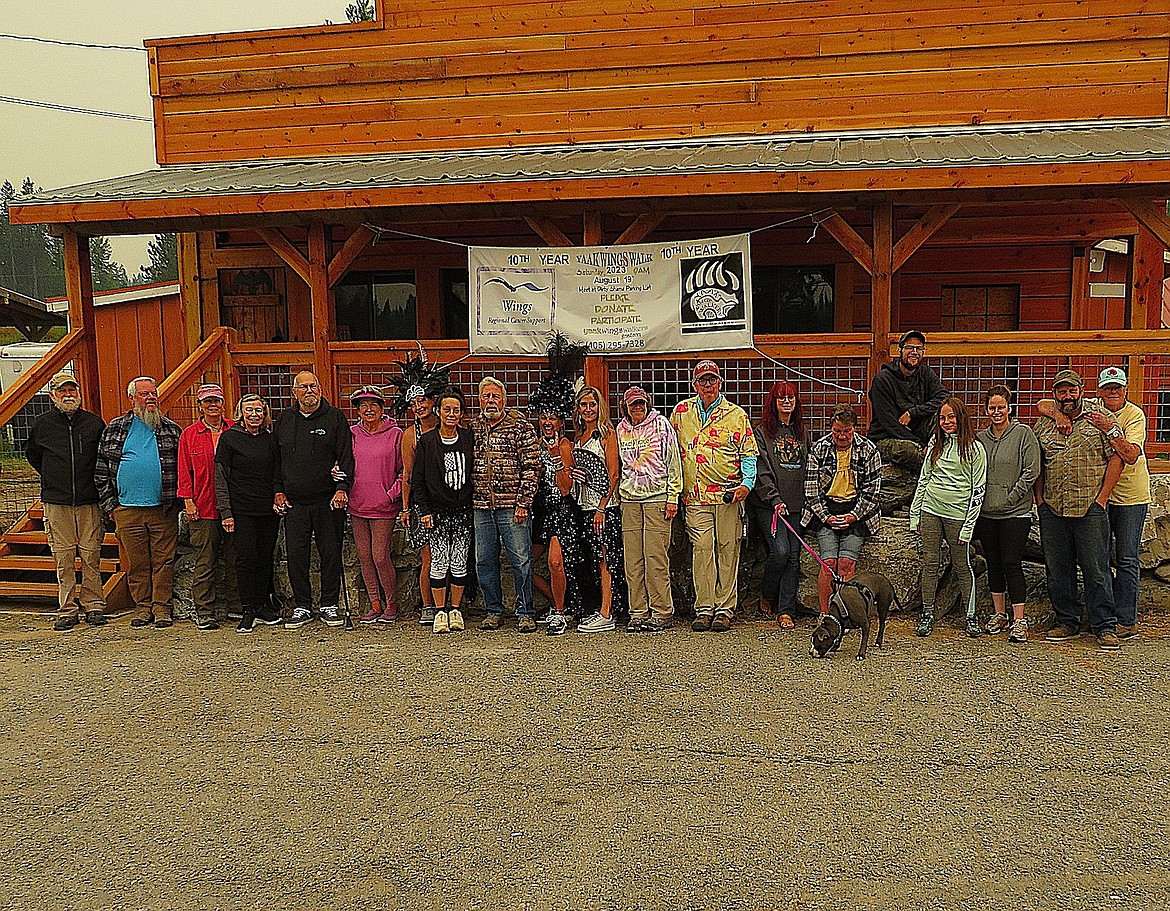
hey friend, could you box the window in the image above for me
[941,285,1019,332]
[335,271,417,340]
[751,265,835,334]
[441,268,470,339]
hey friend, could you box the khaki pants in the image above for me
[684,502,743,619]
[114,504,179,622]
[621,500,674,621]
[42,503,106,618]
[187,517,239,619]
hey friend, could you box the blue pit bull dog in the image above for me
[809,570,901,661]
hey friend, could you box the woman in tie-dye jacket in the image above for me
[614,386,682,632]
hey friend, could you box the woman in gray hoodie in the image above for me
[975,384,1041,643]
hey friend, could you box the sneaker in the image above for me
[642,617,671,633]
[84,610,107,626]
[419,606,435,626]
[226,609,244,621]
[154,616,173,629]
[711,615,732,633]
[966,616,981,638]
[915,610,934,637]
[358,606,382,624]
[378,606,398,624]
[535,610,551,625]
[626,617,645,633]
[480,613,502,631]
[1097,631,1121,651]
[985,613,1009,635]
[195,615,220,631]
[1116,624,1138,640]
[448,609,464,631]
[320,605,343,628]
[433,610,450,634]
[577,612,616,633]
[691,615,712,632]
[286,607,313,630]
[1045,624,1079,642]
[237,613,255,634]
[547,613,568,636]
[518,615,538,633]
[53,615,79,631]
[1008,618,1028,643]
[255,606,283,626]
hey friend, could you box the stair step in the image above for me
[0,581,63,598]
[0,556,120,573]
[3,531,120,547]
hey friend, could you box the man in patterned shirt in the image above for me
[1034,369,1124,651]
[670,359,758,633]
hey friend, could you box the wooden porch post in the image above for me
[62,229,102,416]
[869,202,895,385]
[1130,223,1168,402]
[307,224,336,401]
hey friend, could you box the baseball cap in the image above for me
[195,383,224,402]
[48,372,79,392]
[1097,366,1128,387]
[899,330,926,347]
[1052,369,1084,388]
[693,359,720,381]
[623,386,651,407]
[349,384,386,405]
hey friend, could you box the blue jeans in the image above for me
[1039,502,1116,635]
[749,504,801,615]
[1109,502,1148,627]
[474,508,533,618]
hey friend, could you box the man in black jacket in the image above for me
[273,370,354,630]
[25,372,108,630]
[867,330,948,446]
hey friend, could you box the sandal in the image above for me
[778,614,795,630]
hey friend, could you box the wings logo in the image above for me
[680,253,747,334]
[484,277,549,293]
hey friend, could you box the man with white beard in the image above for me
[25,372,108,631]
[95,376,183,628]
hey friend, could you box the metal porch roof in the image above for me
[17,120,1170,210]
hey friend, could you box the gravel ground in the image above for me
[2,612,1169,911]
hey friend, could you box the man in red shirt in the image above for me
[178,384,240,629]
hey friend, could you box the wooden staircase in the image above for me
[0,504,129,613]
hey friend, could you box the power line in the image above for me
[0,95,151,123]
[0,32,145,52]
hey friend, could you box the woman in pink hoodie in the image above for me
[348,386,404,623]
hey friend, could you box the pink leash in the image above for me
[771,505,841,612]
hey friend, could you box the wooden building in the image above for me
[7,0,1170,459]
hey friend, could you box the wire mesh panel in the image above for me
[237,364,297,418]
[608,355,869,438]
[0,396,52,530]
[163,362,225,430]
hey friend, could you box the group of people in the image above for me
[24,329,1151,651]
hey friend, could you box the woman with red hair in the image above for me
[747,381,808,628]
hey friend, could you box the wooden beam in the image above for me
[615,213,664,245]
[820,212,874,276]
[327,223,377,288]
[1126,199,1170,249]
[255,227,311,285]
[1070,247,1090,331]
[868,202,894,385]
[1130,224,1168,401]
[883,329,1170,357]
[523,216,573,247]
[62,230,101,415]
[583,210,602,246]
[307,223,335,401]
[177,231,203,355]
[892,203,960,272]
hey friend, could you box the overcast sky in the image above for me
[1,3,350,272]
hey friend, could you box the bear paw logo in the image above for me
[685,256,741,321]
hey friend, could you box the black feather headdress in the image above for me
[384,342,451,417]
[529,332,590,421]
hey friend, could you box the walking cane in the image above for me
[337,508,355,631]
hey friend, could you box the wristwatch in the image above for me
[1108,426,1122,439]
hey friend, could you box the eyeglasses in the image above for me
[695,376,720,386]
[295,382,319,391]
[902,345,925,354]
[777,394,796,401]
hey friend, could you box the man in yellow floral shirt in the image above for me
[670,359,758,632]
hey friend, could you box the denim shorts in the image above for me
[815,524,865,562]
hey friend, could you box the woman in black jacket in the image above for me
[412,386,474,635]
[215,394,283,634]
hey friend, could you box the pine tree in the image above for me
[132,234,178,285]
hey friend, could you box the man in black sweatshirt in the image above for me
[25,372,108,630]
[867,330,948,446]
[273,370,354,630]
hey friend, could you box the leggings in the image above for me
[429,508,472,588]
[233,513,281,610]
[351,516,398,607]
[919,513,976,619]
[974,515,1030,605]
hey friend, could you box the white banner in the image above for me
[469,234,753,355]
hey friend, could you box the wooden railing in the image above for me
[157,326,237,417]
[0,329,84,428]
